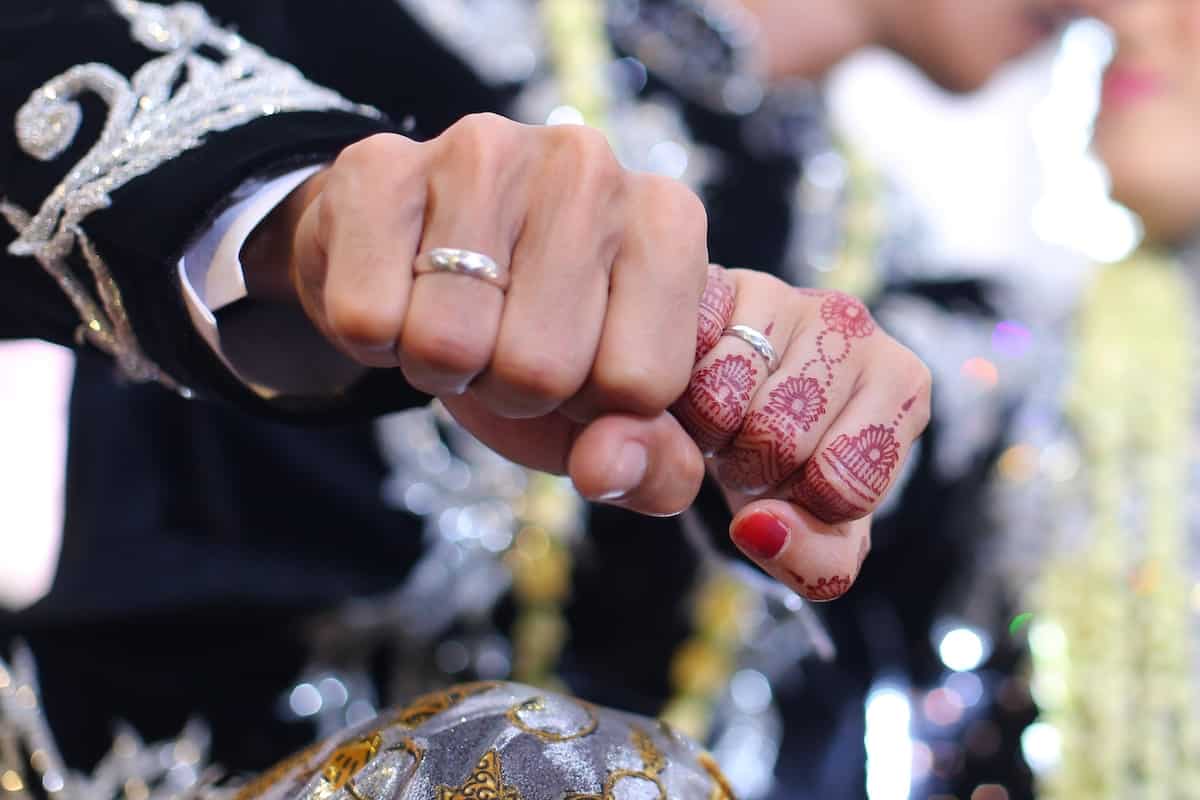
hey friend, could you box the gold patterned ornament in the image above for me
[320,733,382,792]
[437,751,521,800]
[565,726,671,800]
[391,682,499,729]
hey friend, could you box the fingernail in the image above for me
[731,512,789,561]
[597,442,648,501]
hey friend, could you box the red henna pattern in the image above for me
[892,393,920,427]
[822,424,900,503]
[764,376,827,433]
[820,292,876,339]
[713,293,875,491]
[696,267,735,361]
[716,377,827,490]
[675,354,757,454]
[791,458,869,523]
[788,573,853,602]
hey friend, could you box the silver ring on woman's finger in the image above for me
[723,324,779,374]
[414,248,510,292]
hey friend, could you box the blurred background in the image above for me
[0,19,1169,800]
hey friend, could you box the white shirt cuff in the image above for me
[177,165,325,397]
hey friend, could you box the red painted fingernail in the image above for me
[731,512,789,561]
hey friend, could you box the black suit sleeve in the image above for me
[0,0,431,420]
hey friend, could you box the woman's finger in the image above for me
[671,269,795,455]
[728,501,872,602]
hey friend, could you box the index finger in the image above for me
[302,134,428,366]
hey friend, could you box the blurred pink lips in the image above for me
[1103,65,1164,110]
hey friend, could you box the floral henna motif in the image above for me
[696,266,735,361]
[788,572,853,602]
[820,292,876,339]
[675,354,757,454]
[718,377,828,491]
[764,376,827,432]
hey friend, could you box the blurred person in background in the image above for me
[0,1,1094,799]
[921,1,1200,797]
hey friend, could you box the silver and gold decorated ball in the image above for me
[231,682,735,800]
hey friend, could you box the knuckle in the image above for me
[448,112,516,142]
[641,175,708,240]
[438,114,515,175]
[324,292,400,350]
[791,458,874,524]
[401,327,491,378]
[441,113,520,166]
[336,132,409,172]
[592,358,684,415]
[490,348,582,406]
[553,126,624,190]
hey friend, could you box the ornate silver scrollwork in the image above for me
[2,0,377,391]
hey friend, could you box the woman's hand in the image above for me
[673,267,932,601]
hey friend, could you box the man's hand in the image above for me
[246,114,711,516]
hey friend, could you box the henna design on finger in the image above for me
[892,394,919,428]
[696,267,735,362]
[791,458,869,522]
[716,376,828,491]
[675,354,757,454]
[825,424,901,501]
[788,572,853,602]
[714,292,876,492]
[794,424,901,522]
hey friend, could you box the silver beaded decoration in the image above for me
[0,646,219,800]
[1,0,378,393]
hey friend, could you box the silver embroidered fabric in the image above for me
[0,646,219,800]
[1,0,378,391]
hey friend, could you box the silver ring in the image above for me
[414,247,509,291]
[723,324,779,373]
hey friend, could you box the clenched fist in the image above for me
[245,114,931,602]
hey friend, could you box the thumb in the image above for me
[728,499,871,602]
[567,412,706,517]
[440,398,706,517]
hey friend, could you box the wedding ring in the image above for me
[723,324,779,373]
[414,248,509,291]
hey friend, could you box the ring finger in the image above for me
[396,150,523,395]
[672,268,795,456]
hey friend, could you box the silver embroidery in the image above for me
[2,0,379,391]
